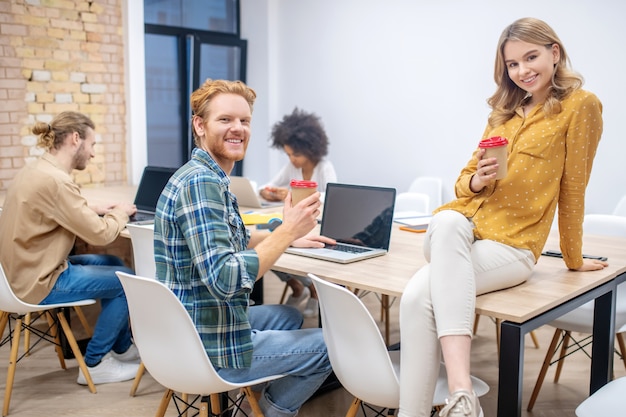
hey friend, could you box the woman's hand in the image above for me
[261,186,288,202]
[470,148,499,192]
[572,259,609,272]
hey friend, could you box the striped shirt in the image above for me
[154,148,259,368]
[437,89,603,269]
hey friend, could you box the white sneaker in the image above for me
[110,344,141,364]
[285,286,310,307]
[77,356,140,385]
[439,390,483,417]
[303,297,319,318]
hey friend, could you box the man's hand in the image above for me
[291,234,336,248]
[280,191,322,241]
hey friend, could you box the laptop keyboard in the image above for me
[129,211,154,222]
[326,243,371,254]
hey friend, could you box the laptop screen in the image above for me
[321,183,396,250]
[134,166,178,212]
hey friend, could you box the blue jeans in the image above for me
[217,305,332,417]
[40,254,134,367]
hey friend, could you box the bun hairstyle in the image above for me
[33,111,95,150]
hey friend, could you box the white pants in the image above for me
[398,210,535,416]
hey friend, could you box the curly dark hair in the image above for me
[270,107,329,164]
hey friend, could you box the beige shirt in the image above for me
[437,89,603,269]
[0,153,129,303]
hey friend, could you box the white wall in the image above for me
[240,0,626,214]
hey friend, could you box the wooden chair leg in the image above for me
[554,331,571,383]
[495,319,502,356]
[279,282,290,304]
[209,393,222,415]
[182,393,189,417]
[155,389,173,417]
[473,313,480,335]
[527,328,561,411]
[617,332,626,371]
[23,313,31,355]
[129,362,146,396]
[3,316,22,417]
[382,294,390,346]
[345,397,362,417]
[45,311,66,369]
[530,330,541,349]
[56,310,97,394]
[243,386,265,417]
[73,306,93,337]
[0,311,9,343]
[199,400,209,417]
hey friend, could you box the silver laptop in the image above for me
[230,176,282,208]
[128,166,178,224]
[285,183,396,264]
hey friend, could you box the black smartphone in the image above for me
[542,249,607,262]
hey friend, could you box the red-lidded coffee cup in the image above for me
[479,136,509,179]
[290,179,318,205]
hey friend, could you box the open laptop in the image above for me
[285,183,396,264]
[128,166,178,224]
[230,176,282,208]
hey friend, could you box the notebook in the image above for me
[128,166,178,224]
[230,176,282,208]
[285,183,396,264]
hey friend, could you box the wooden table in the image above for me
[273,226,626,417]
[13,185,623,416]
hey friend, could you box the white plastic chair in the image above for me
[407,176,444,212]
[308,273,489,416]
[115,271,284,417]
[126,223,156,279]
[527,214,626,411]
[0,262,97,416]
[394,192,430,215]
[612,195,626,216]
[575,375,626,416]
[125,223,156,396]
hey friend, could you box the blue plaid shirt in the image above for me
[154,148,260,368]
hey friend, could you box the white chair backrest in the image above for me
[0,262,33,315]
[309,273,400,408]
[394,192,430,215]
[612,195,626,217]
[115,271,232,395]
[126,224,156,278]
[407,176,443,211]
[583,214,626,238]
[575,376,626,416]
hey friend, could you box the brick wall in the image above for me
[0,0,127,191]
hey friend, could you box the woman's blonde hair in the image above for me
[33,111,95,150]
[190,79,257,147]
[487,17,583,127]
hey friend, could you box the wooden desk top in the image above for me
[10,184,622,326]
[273,226,626,324]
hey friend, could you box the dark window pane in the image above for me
[199,43,241,81]
[145,33,184,168]
[145,0,238,33]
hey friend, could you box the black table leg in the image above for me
[590,288,616,394]
[497,321,524,417]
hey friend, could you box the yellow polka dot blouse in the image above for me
[437,89,603,269]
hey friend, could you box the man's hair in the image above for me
[270,107,329,164]
[33,111,95,150]
[190,78,257,146]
